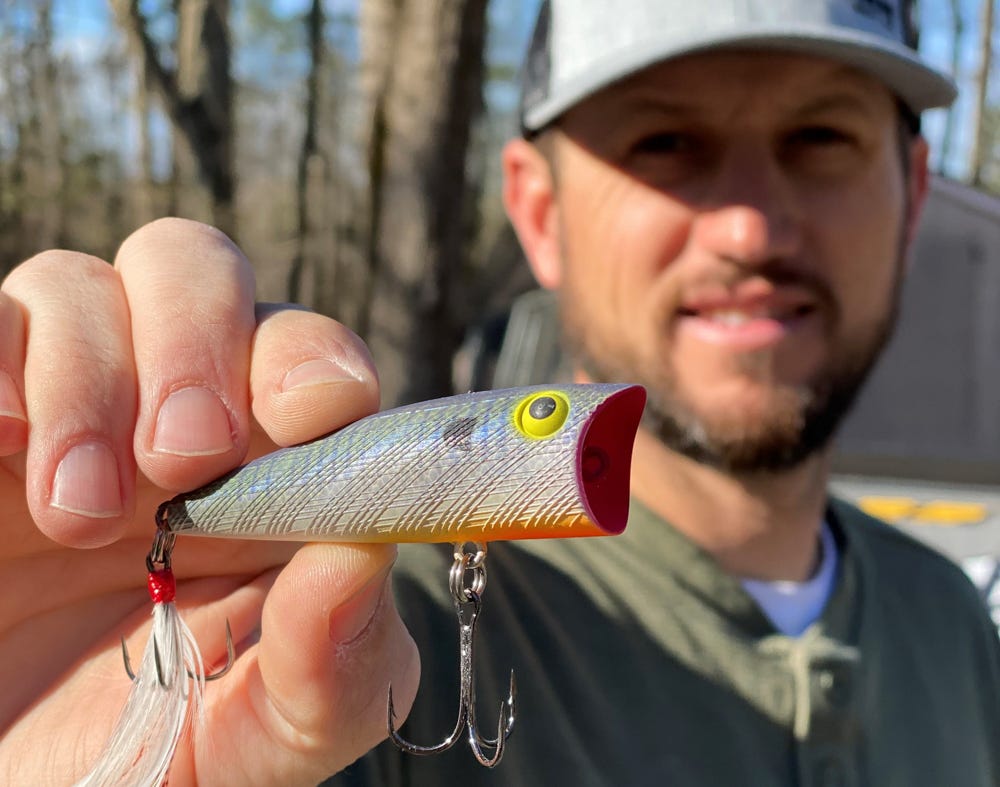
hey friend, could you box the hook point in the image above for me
[194,618,235,682]
[121,618,235,686]
[121,636,136,681]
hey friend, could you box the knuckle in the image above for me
[254,301,315,322]
[127,216,231,245]
[115,220,256,316]
[260,309,373,361]
[117,218,241,271]
[3,251,113,294]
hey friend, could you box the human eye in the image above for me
[786,125,856,148]
[629,131,693,157]
[620,130,706,185]
[782,123,865,174]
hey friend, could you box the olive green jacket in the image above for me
[326,499,1000,786]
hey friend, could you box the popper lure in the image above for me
[76,383,646,783]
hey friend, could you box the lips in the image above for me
[679,300,815,325]
[676,286,820,348]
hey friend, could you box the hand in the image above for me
[0,219,419,785]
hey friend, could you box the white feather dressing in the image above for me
[73,601,206,787]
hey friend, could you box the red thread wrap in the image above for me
[147,568,176,604]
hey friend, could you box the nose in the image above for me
[691,143,802,267]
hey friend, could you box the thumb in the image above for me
[187,543,420,785]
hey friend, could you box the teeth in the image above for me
[705,309,768,325]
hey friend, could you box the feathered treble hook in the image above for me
[120,536,236,687]
[121,619,235,686]
[387,542,516,767]
[74,533,237,787]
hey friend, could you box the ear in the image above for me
[902,135,930,257]
[502,137,563,289]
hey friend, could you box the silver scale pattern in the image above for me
[160,384,624,543]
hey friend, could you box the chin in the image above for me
[574,313,894,473]
[644,383,838,473]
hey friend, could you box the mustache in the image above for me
[679,261,838,312]
[693,259,824,289]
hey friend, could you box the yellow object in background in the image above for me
[857,497,918,523]
[857,496,989,527]
[912,501,989,525]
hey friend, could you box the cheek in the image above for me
[826,192,903,321]
[803,161,907,320]
[560,180,693,314]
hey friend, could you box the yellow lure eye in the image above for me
[514,391,569,439]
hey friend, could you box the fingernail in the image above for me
[281,357,364,392]
[153,386,234,456]
[51,441,123,518]
[0,371,26,422]
[330,565,392,645]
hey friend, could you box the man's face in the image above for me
[521,52,926,473]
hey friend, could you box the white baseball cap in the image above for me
[520,0,957,133]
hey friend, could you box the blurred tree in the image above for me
[114,0,236,236]
[0,5,30,272]
[233,0,357,304]
[940,0,965,176]
[971,0,995,186]
[350,0,489,407]
[979,105,1000,191]
[30,3,67,248]
[16,3,67,251]
[123,8,158,227]
[288,0,327,303]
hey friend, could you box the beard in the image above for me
[559,260,905,475]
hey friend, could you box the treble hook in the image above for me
[121,619,235,687]
[122,531,236,687]
[388,542,516,767]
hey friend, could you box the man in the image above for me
[330,1,1000,785]
[3,3,998,787]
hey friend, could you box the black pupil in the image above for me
[528,396,557,420]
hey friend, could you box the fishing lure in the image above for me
[75,383,645,784]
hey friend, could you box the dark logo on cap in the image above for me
[852,0,918,47]
[852,0,894,29]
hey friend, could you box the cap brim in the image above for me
[523,26,957,131]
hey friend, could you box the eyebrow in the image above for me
[613,88,882,126]
[608,94,703,121]
[792,93,879,119]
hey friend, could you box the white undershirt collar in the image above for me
[740,521,839,637]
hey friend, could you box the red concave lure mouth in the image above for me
[576,384,646,534]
